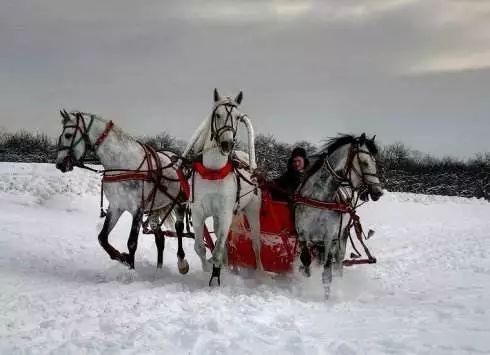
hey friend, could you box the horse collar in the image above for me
[193,160,234,180]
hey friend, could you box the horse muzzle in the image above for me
[220,140,234,154]
[359,190,370,202]
[369,186,383,201]
[56,156,74,173]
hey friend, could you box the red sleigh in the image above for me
[226,191,299,273]
[225,189,377,272]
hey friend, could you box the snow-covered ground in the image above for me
[1,162,489,354]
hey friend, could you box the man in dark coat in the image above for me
[270,147,310,201]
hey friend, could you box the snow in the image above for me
[1,162,489,354]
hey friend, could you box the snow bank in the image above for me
[1,163,489,354]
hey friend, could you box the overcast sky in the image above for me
[1,0,489,158]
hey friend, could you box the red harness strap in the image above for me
[102,172,152,183]
[93,120,114,149]
[293,194,351,214]
[176,168,190,199]
[193,161,233,180]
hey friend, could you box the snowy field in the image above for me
[1,162,489,355]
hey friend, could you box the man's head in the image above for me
[290,147,308,173]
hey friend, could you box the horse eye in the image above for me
[215,113,221,119]
[65,133,73,139]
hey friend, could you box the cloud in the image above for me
[0,0,489,158]
[408,51,490,74]
[401,0,490,74]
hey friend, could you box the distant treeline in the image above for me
[0,130,186,164]
[1,129,488,200]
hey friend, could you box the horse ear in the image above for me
[372,134,376,141]
[214,88,221,102]
[359,133,366,144]
[60,109,69,122]
[235,91,243,105]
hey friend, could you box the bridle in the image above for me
[345,144,381,190]
[57,111,113,168]
[321,142,381,202]
[210,100,240,153]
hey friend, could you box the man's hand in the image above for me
[251,169,267,187]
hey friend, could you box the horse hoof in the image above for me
[299,265,311,278]
[178,259,189,275]
[120,253,134,269]
[157,263,163,269]
[209,266,221,287]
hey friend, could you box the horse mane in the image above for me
[304,133,379,180]
[318,133,378,156]
[192,115,213,155]
[67,110,130,141]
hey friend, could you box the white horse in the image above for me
[55,110,189,273]
[181,89,262,285]
[295,134,383,299]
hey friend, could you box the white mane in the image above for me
[191,116,213,156]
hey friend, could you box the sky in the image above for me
[1,0,489,159]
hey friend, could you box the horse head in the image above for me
[55,110,92,172]
[211,88,244,155]
[348,133,383,201]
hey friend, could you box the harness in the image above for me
[58,112,189,226]
[191,100,256,209]
[190,156,258,213]
[297,143,379,264]
[261,142,379,265]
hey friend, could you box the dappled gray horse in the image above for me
[295,133,383,299]
[55,110,189,273]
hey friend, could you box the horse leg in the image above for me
[210,211,233,267]
[147,212,165,269]
[192,209,210,272]
[322,251,334,300]
[98,207,124,263]
[333,228,348,277]
[244,204,263,271]
[299,240,312,277]
[120,208,143,269]
[315,241,326,265]
[175,205,189,274]
[154,231,165,269]
[208,212,233,286]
